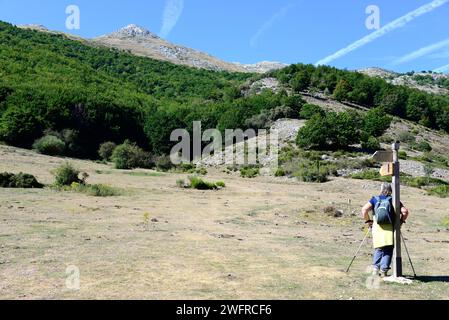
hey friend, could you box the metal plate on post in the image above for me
[372,150,394,163]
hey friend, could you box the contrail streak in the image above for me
[315,0,449,66]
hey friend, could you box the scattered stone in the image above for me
[383,276,413,285]
[151,218,159,223]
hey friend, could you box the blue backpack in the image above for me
[374,196,394,225]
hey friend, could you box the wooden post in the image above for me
[392,143,402,277]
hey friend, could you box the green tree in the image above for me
[333,80,352,102]
[363,107,392,137]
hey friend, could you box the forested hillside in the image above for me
[271,64,449,133]
[1,21,448,160]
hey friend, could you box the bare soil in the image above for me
[0,145,448,300]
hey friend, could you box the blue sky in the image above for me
[1,0,448,73]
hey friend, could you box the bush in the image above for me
[363,107,392,137]
[351,169,390,182]
[275,168,286,177]
[399,151,408,160]
[98,142,117,161]
[398,131,416,144]
[188,176,218,190]
[215,181,226,188]
[413,141,432,152]
[0,172,43,188]
[299,104,325,119]
[427,185,449,198]
[33,135,66,156]
[155,155,174,172]
[53,162,82,186]
[112,141,152,170]
[361,136,380,151]
[240,166,260,178]
[296,111,361,150]
[70,182,121,197]
[294,161,329,183]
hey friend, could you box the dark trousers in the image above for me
[373,245,394,271]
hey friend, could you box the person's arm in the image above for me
[362,202,373,226]
[401,206,409,222]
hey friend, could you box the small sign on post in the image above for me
[372,150,393,163]
[380,163,394,177]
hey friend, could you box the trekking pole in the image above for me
[346,228,371,273]
[401,232,417,278]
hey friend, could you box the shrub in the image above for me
[240,166,260,178]
[363,107,392,137]
[155,155,174,172]
[361,136,380,151]
[398,131,416,144]
[33,135,66,156]
[70,183,121,197]
[112,141,152,170]
[351,169,390,182]
[294,161,329,183]
[428,185,449,198]
[215,181,226,188]
[413,141,432,152]
[275,168,286,177]
[0,172,43,188]
[53,162,82,186]
[98,142,117,161]
[399,151,408,160]
[188,176,217,190]
[299,104,324,119]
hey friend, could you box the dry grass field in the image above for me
[0,145,448,300]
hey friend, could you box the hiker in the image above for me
[361,183,409,277]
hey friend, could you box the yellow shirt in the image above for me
[372,220,394,248]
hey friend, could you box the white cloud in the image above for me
[315,0,449,66]
[433,64,449,73]
[159,0,184,38]
[250,3,298,48]
[392,38,449,65]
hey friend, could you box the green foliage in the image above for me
[427,185,449,198]
[112,141,152,170]
[155,155,174,172]
[361,136,380,151]
[412,141,433,152]
[363,107,392,137]
[33,135,66,156]
[0,22,252,157]
[398,131,416,144]
[274,63,449,134]
[53,162,83,186]
[0,172,43,188]
[187,176,224,190]
[299,104,325,119]
[275,168,286,177]
[294,161,330,183]
[98,142,117,161]
[296,111,361,150]
[70,182,121,197]
[333,80,352,102]
[215,181,226,188]
[240,166,260,178]
[398,151,408,160]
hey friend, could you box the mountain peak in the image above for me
[113,24,159,39]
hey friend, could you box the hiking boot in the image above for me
[372,268,380,276]
[380,270,388,278]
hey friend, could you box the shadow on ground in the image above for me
[415,276,449,283]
